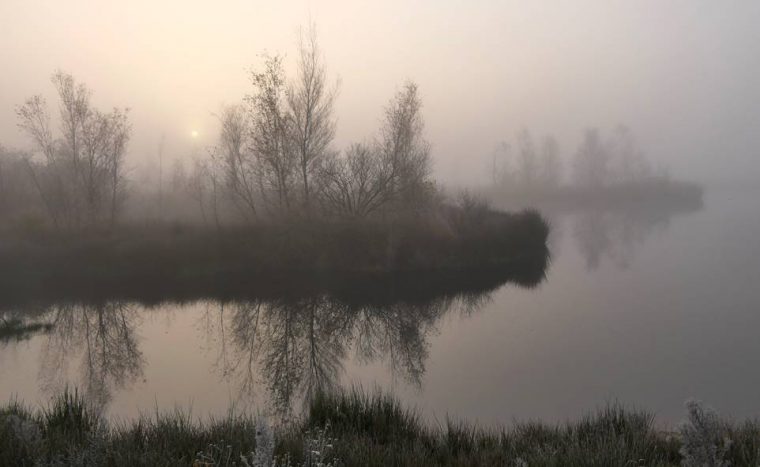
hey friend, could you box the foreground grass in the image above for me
[3,389,760,466]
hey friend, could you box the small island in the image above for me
[482,126,703,214]
[0,61,549,302]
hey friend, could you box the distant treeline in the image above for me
[486,126,703,211]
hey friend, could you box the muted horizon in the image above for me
[2,1,760,187]
[2,3,760,464]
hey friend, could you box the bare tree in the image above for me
[378,81,432,211]
[188,154,223,229]
[16,94,68,226]
[217,105,259,220]
[516,129,538,188]
[16,96,56,161]
[78,107,130,225]
[287,25,338,212]
[611,125,651,183]
[217,55,298,222]
[247,55,296,214]
[319,143,394,218]
[16,71,131,229]
[213,35,434,221]
[320,81,433,218]
[573,128,610,188]
[103,110,130,226]
[55,71,98,224]
[539,135,563,188]
[490,141,514,187]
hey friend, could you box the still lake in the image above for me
[1,187,758,427]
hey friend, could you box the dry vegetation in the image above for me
[4,388,760,466]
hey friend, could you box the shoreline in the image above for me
[0,209,550,308]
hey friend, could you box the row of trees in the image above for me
[491,130,563,189]
[491,125,656,192]
[3,27,435,230]
[574,126,654,188]
[210,27,434,222]
[13,72,131,229]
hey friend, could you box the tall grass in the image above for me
[5,388,760,466]
[42,388,102,444]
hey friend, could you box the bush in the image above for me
[679,400,731,467]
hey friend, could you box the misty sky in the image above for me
[1,0,759,186]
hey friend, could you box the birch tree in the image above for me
[379,81,432,211]
[16,71,131,228]
[287,25,338,212]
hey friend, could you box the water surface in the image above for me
[2,188,759,427]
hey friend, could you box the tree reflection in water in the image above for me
[202,293,480,418]
[2,247,548,417]
[571,200,702,271]
[38,302,143,409]
[0,200,711,418]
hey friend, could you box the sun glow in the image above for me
[191,130,199,138]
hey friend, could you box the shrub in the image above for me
[679,400,731,467]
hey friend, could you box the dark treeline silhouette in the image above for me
[487,126,703,212]
[0,240,548,313]
[0,27,549,285]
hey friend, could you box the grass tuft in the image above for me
[42,387,101,444]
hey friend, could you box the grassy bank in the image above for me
[0,209,549,307]
[3,389,759,466]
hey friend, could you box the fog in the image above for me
[2,0,759,188]
[6,4,760,462]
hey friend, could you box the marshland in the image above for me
[2,1,760,465]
